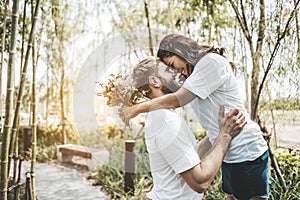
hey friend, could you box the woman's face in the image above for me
[162,55,188,77]
[156,61,182,92]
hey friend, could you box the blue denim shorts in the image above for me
[221,150,269,200]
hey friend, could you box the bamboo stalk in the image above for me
[8,0,42,180]
[1,0,20,200]
[13,158,23,200]
[0,0,9,114]
[12,0,28,188]
[30,2,38,196]
[20,0,28,76]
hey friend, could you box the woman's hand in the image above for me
[118,105,137,126]
[218,106,247,139]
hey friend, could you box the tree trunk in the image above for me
[52,0,67,144]
[168,0,175,31]
[250,52,260,120]
[60,61,67,144]
[143,0,154,56]
[253,0,300,118]
[46,66,49,125]
[228,0,265,120]
[295,0,300,65]
[250,0,265,120]
[230,0,299,120]
[183,0,187,36]
[1,0,20,199]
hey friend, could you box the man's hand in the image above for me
[218,106,247,139]
[118,105,137,126]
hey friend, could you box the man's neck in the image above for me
[149,89,165,99]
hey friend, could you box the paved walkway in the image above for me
[20,161,109,200]
[271,111,300,150]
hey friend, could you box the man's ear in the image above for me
[148,76,162,88]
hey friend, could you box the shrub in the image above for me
[87,165,152,200]
[87,165,127,199]
[269,148,300,200]
[17,124,79,160]
[35,145,58,162]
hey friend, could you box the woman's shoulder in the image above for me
[204,52,227,62]
[196,52,229,69]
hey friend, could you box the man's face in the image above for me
[156,61,183,94]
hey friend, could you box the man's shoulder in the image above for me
[145,109,184,137]
[147,109,182,123]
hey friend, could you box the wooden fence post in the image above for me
[124,140,135,195]
[23,127,32,152]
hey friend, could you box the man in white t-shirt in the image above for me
[132,57,246,200]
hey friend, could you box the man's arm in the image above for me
[119,87,196,125]
[197,136,212,159]
[180,107,246,193]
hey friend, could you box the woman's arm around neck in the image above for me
[119,87,196,125]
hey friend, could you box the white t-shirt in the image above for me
[182,53,268,163]
[145,109,203,200]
